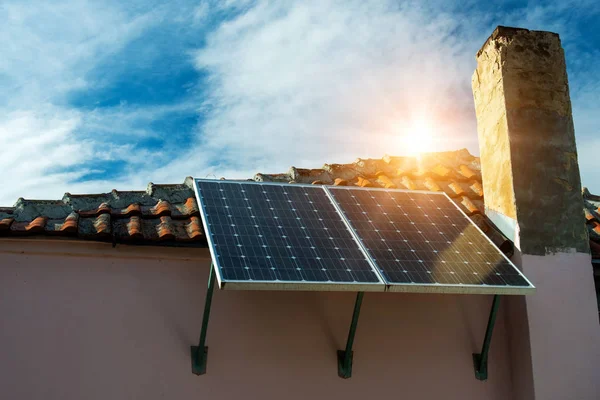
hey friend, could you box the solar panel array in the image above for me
[194,179,534,294]
[328,187,532,291]
[195,180,383,290]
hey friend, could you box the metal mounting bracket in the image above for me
[473,294,501,381]
[337,292,364,379]
[191,263,216,375]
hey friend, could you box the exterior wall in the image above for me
[519,253,600,400]
[0,239,514,400]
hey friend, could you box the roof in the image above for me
[583,188,600,261]
[0,148,597,260]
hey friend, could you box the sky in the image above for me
[0,0,599,206]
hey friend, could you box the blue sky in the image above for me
[0,0,598,205]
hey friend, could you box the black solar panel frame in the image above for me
[193,179,386,292]
[326,186,535,295]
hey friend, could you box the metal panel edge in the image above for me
[222,281,385,292]
[194,179,446,195]
[322,186,388,287]
[386,281,535,295]
[194,178,336,190]
[193,178,226,289]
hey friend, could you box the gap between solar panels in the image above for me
[190,179,535,380]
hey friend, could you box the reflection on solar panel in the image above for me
[194,180,384,291]
[328,187,534,294]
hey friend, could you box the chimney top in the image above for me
[476,26,560,58]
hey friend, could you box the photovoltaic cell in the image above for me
[328,187,534,294]
[194,180,384,290]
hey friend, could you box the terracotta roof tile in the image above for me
[45,212,78,234]
[432,164,452,178]
[460,197,482,215]
[375,174,397,189]
[178,197,199,216]
[583,188,600,254]
[120,203,142,216]
[356,176,374,188]
[592,221,600,236]
[322,164,360,182]
[186,216,203,240]
[10,216,48,233]
[1,150,597,259]
[585,209,595,221]
[254,173,289,183]
[90,214,111,235]
[423,177,441,192]
[148,200,172,217]
[79,203,111,218]
[289,167,333,184]
[471,199,485,214]
[591,241,600,260]
[0,218,14,231]
[353,158,390,177]
[459,165,478,179]
[446,181,465,197]
[470,181,484,198]
[126,216,143,238]
[399,176,417,190]
[0,177,204,244]
[396,166,416,177]
[156,216,176,240]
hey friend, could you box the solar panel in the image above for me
[194,180,385,291]
[327,187,534,295]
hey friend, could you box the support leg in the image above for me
[191,263,216,375]
[337,292,364,379]
[473,294,501,381]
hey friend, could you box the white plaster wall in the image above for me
[0,240,514,400]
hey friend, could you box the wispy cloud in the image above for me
[0,1,165,202]
[161,1,479,179]
[0,0,598,206]
[0,1,160,106]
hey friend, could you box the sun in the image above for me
[398,118,434,156]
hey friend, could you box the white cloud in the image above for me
[0,1,159,107]
[0,0,598,207]
[170,1,480,181]
[192,1,210,25]
[0,0,163,205]
[162,0,595,192]
[0,107,87,202]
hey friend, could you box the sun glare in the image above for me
[398,118,434,156]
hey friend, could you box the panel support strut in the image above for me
[337,291,364,379]
[191,263,216,375]
[473,294,501,380]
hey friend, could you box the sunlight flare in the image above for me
[397,117,435,156]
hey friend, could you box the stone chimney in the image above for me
[472,26,588,254]
[472,26,600,400]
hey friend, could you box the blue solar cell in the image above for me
[195,180,383,289]
[328,187,534,293]
[194,180,534,294]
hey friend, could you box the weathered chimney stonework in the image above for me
[473,26,600,400]
[472,26,588,255]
